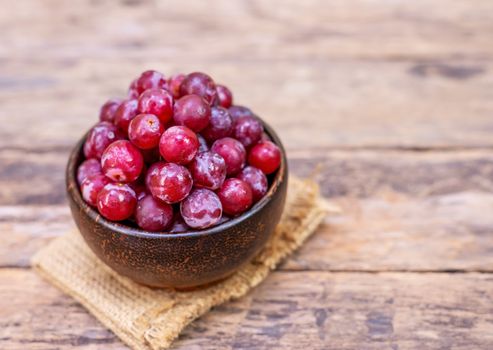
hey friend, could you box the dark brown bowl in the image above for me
[66,121,288,289]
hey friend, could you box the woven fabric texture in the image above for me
[32,177,333,350]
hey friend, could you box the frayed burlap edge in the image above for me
[32,176,337,350]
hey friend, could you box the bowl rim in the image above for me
[66,119,287,239]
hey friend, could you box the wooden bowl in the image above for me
[66,121,288,289]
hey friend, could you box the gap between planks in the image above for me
[2,266,493,274]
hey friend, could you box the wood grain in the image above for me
[2,0,492,150]
[2,148,493,205]
[2,150,493,273]
[1,60,492,151]
[3,191,493,272]
[1,0,493,349]
[181,271,493,350]
[1,269,493,350]
[0,206,72,267]
[1,0,493,61]
[0,269,122,350]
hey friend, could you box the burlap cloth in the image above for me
[32,176,335,350]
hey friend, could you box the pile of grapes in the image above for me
[77,71,282,232]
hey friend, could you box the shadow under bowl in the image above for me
[66,121,288,289]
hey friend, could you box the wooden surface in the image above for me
[1,0,493,349]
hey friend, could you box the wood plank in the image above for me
[0,269,123,350]
[2,150,493,272]
[181,272,493,350]
[2,1,492,150]
[284,150,493,272]
[1,2,492,350]
[0,149,68,205]
[1,0,493,61]
[289,149,493,198]
[286,193,493,272]
[1,269,492,349]
[1,59,493,150]
[2,147,493,205]
[0,206,72,267]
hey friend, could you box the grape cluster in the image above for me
[78,71,282,232]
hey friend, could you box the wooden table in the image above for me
[1,1,493,349]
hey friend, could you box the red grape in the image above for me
[83,122,124,159]
[168,74,186,99]
[128,79,140,99]
[101,140,144,182]
[202,106,233,142]
[217,178,253,216]
[180,72,217,104]
[135,195,174,231]
[146,162,193,204]
[159,126,199,165]
[114,99,139,134]
[97,183,137,221]
[180,188,222,229]
[128,114,164,150]
[99,99,122,123]
[238,166,268,203]
[133,70,167,96]
[80,173,110,207]
[137,88,173,124]
[228,105,254,121]
[189,151,226,190]
[233,115,263,148]
[248,141,281,175]
[211,137,246,175]
[173,94,211,132]
[77,158,102,185]
[216,84,233,108]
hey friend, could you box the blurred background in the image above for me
[1,1,493,204]
[2,1,493,349]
